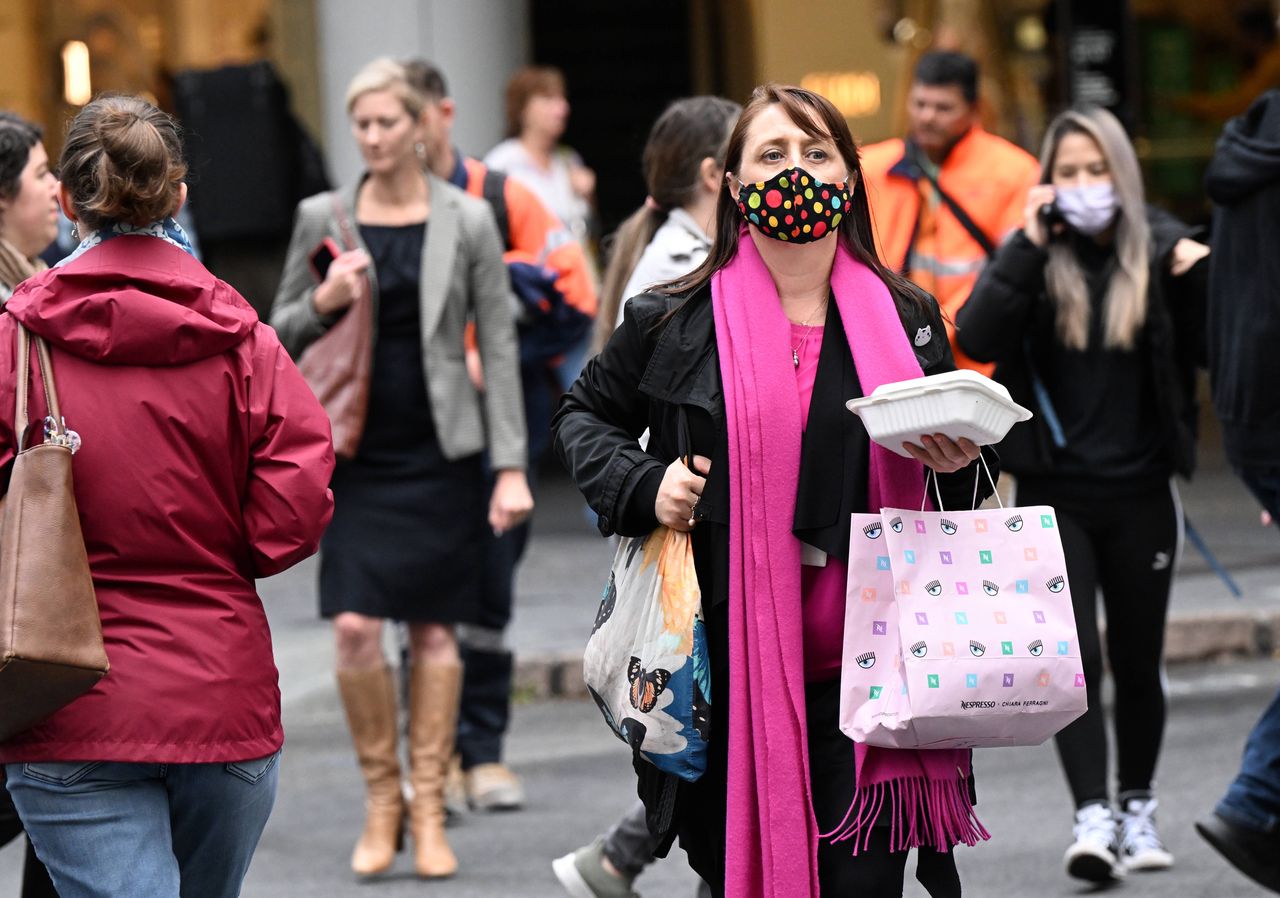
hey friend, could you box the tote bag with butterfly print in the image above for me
[839,471,1087,749]
[582,524,710,781]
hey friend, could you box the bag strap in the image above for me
[13,324,64,452]
[329,192,360,253]
[675,405,693,467]
[905,145,998,260]
[481,169,512,251]
[921,451,1001,513]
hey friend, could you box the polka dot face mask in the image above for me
[735,166,850,244]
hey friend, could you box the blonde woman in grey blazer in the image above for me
[271,58,531,882]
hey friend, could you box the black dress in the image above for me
[319,221,487,622]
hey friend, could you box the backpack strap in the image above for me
[481,169,512,251]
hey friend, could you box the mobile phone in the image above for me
[308,236,341,283]
[1038,200,1065,232]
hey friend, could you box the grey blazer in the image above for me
[271,173,526,470]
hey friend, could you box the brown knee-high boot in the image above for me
[336,666,407,876]
[408,662,462,878]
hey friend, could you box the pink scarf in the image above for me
[714,230,987,898]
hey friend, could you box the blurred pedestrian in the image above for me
[401,56,596,816]
[957,105,1210,884]
[271,58,532,880]
[0,95,334,898]
[553,94,740,898]
[486,65,599,390]
[485,65,595,248]
[554,83,997,898]
[861,50,1039,373]
[0,109,61,898]
[1195,88,1280,895]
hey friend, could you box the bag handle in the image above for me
[675,405,693,466]
[921,451,1001,513]
[13,324,65,452]
[330,192,360,253]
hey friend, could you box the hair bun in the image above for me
[59,96,188,229]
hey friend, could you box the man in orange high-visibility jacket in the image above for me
[406,58,597,816]
[862,51,1039,374]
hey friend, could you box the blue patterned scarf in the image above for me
[57,217,197,267]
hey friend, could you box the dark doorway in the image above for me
[528,1,699,237]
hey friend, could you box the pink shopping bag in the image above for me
[840,498,1087,749]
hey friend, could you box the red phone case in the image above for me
[308,236,342,283]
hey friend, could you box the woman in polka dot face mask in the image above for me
[553,84,993,898]
[734,163,851,243]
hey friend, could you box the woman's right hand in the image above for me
[312,249,371,316]
[655,455,711,533]
[1023,184,1058,248]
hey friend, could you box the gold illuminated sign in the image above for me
[800,71,881,118]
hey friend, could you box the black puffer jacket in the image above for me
[1206,90,1280,470]
[551,283,997,878]
[955,207,1206,480]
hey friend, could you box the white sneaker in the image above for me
[1064,802,1125,883]
[1119,793,1175,871]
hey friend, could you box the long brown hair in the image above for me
[660,84,929,319]
[595,96,741,351]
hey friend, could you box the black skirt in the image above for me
[318,221,487,623]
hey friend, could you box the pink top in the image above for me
[793,323,848,682]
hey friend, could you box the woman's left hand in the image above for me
[489,469,534,536]
[1170,238,1210,276]
[902,434,981,474]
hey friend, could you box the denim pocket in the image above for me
[21,760,103,787]
[225,751,280,784]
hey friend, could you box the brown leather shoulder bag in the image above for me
[0,324,108,741]
[296,193,373,460]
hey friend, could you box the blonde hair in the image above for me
[59,95,187,229]
[1040,107,1150,351]
[345,58,424,119]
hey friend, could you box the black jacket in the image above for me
[551,283,997,876]
[1206,90,1280,469]
[955,208,1206,481]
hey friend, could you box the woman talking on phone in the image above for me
[957,105,1209,885]
[272,58,532,880]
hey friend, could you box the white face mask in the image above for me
[1055,183,1118,236]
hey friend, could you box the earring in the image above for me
[70,222,80,241]
[414,142,426,159]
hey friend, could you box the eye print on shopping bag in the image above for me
[627,657,672,713]
[863,522,883,539]
[970,640,986,657]
[1005,515,1024,532]
[1028,639,1044,657]
[983,580,1000,596]
[1046,575,1066,593]
[940,518,958,535]
[925,579,943,597]
[890,516,903,533]
[856,651,876,669]
[910,641,928,658]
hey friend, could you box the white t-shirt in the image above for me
[484,139,591,241]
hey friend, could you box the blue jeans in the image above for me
[5,752,279,898]
[1218,688,1280,834]
[1217,466,1280,832]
